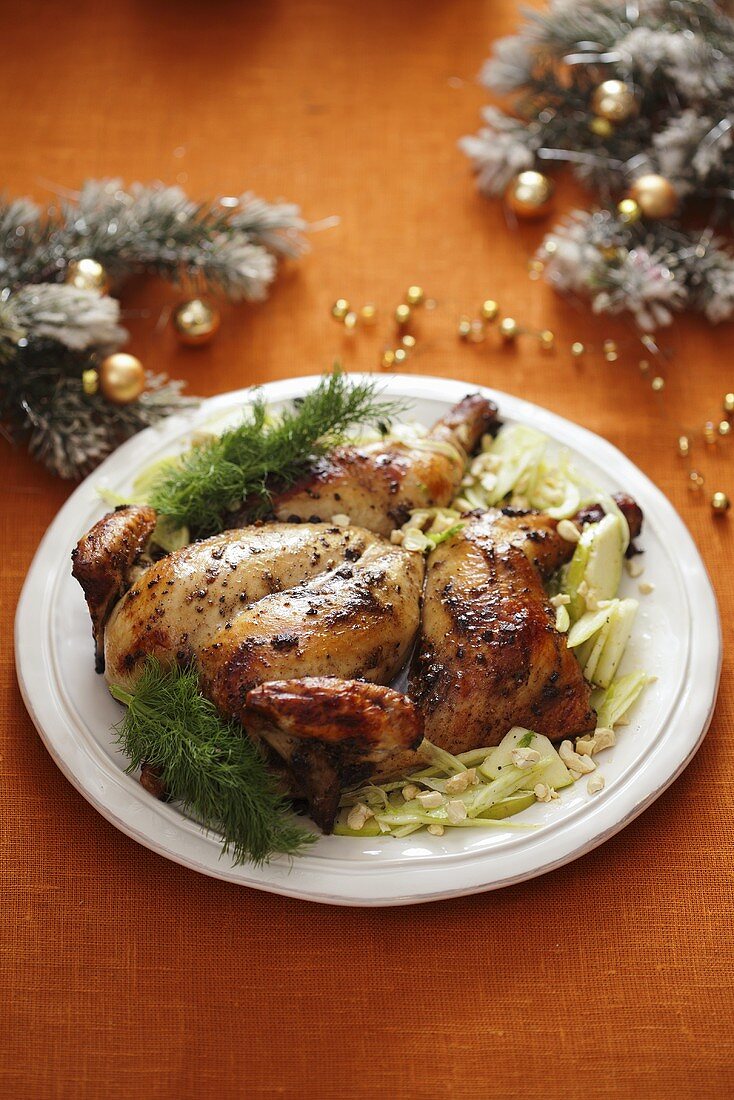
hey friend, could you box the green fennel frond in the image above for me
[110,661,315,865]
[148,369,406,534]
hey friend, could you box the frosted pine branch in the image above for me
[0,179,309,300]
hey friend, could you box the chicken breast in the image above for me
[271,394,500,535]
[245,678,424,831]
[197,539,424,724]
[102,520,424,709]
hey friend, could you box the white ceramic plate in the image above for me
[15,374,721,906]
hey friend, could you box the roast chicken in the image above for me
[271,393,500,535]
[72,392,644,834]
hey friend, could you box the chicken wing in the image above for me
[72,504,157,671]
[245,678,423,831]
[271,394,500,535]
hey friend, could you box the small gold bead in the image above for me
[380,349,396,369]
[677,435,690,457]
[393,347,408,364]
[711,491,731,515]
[343,310,358,332]
[360,303,378,325]
[639,359,650,372]
[458,316,472,340]
[617,198,641,224]
[651,376,665,392]
[603,339,617,353]
[499,317,518,341]
[468,319,486,343]
[539,329,555,349]
[401,334,416,349]
[395,303,412,327]
[724,392,734,414]
[481,299,499,322]
[703,420,717,444]
[605,351,618,362]
[688,470,704,491]
[405,285,424,306]
[590,116,614,138]
[331,298,350,320]
[82,368,99,396]
[527,259,545,280]
[543,240,557,255]
[571,341,585,357]
[719,420,731,437]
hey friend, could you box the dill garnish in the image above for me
[110,661,315,865]
[148,369,406,535]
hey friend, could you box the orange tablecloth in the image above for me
[2,2,732,1096]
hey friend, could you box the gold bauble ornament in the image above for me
[99,353,146,405]
[617,198,641,224]
[505,170,554,220]
[65,258,109,295]
[539,329,555,350]
[591,80,637,123]
[719,420,731,437]
[627,174,678,220]
[82,368,99,396]
[481,299,499,322]
[406,286,424,306]
[401,334,416,349]
[343,311,358,333]
[723,392,734,414]
[711,491,731,515]
[381,349,396,369]
[172,298,221,346]
[395,303,412,327]
[571,342,585,357]
[677,435,690,457]
[589,117,614,138]
[360,303,378,325]
[393,347,408,365]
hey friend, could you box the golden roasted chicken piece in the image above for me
[246,678,423,831]
[99,519,424,708]
[72,504,158,671]
[197,538,423,725]
[368,509,597,780]
[271,394,500,535]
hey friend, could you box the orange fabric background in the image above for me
[2,1,733,1096]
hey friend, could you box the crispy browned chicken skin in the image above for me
[365,509,597,781]
[271,394,500,535]
[72,504,157,671]
[102,522,424,709]
[246,678,423,831]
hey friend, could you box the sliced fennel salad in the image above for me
[338,421,653,840]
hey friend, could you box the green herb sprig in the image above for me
[148,370,405,535]
[110,661,315,865]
